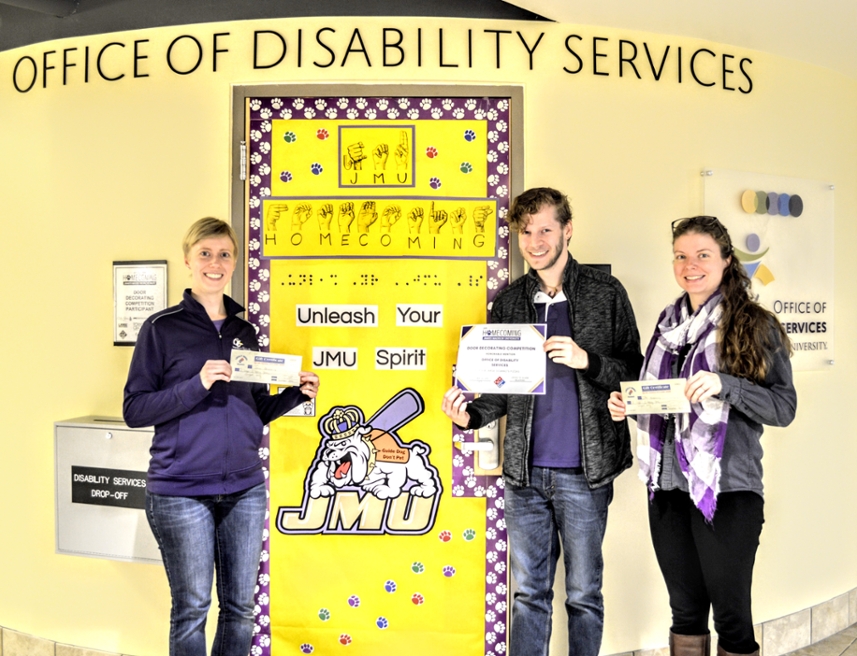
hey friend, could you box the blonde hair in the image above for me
[182,218,238,258]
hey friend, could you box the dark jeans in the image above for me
[648,489,764,654]
[146,482,267,656]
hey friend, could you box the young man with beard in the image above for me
[442,187,642,656]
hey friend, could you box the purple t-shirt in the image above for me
[531,292,582,468]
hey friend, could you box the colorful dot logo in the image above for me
[741,189,803,217]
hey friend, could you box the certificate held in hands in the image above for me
[230,349,302,386]
[620,379,690,415]
[455,323,547,395]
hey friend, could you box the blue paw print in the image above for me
[464,129,476,142]
[311,162,323,175]
[280,171,292,183]
[376,617,389,630]
[384,580,397,593]
[283,131,297,143]
[460,162,473,174]
[429,177,442,190]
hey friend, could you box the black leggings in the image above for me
[648,490,764,654]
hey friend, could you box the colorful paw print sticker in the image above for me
[411,593,425,605]
[443,565,456,578]
[311,163,323,175]
[318,608,331,621]
[300,645,314,654]
[376,617,389,630]
[438,530,452,542]
[429,177,442,190]
[384,580,397,593]
[460,162,473,174]
[463,528,476,541]
[426,146,438,158]
[280,171,292,183]
[283,131,297,143]
[339,634,352,646]
[347,595,360,608]
[411,562,425,574]
[316,129,329,140]
[464,129,476,142]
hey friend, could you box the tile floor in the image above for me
[785,623,857,656]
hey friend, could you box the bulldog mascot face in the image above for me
[308,390,440,501]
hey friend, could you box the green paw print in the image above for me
[284,131,297,143]
[318,608,330,621]
[463,528,476,542]
[411,562,425,574]
[460,162,473,174]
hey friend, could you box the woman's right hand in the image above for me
[199,360,232,390]
[607,391,627,422]
[441,387,471,428]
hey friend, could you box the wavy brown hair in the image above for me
[672,216,792,382]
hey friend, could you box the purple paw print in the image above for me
[429,177,442,190]
[300,645,314,654]
[311,162,323,175]
[347,595,360,608]
[376,617,389,630]
[442,565,456,578]
[280,171,292,183]
[464,129,476,142]
[384,580,397,593]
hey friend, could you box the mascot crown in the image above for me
[322,407,363,440]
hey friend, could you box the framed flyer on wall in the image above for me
[113,260,168,346]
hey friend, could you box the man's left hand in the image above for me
[544,336,589,370]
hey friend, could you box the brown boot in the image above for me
[670,631,711,656]
[717,642,759,656]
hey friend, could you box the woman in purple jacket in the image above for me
[124,217,319,656]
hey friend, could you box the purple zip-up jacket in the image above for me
[123,289,308,496]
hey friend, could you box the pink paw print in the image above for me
[438,530,452,542]
[339,634,352,646]
[316,129,329,140]
[425,146,438,158]
[411,593,425,605]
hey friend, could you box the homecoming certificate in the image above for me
[230,349,302,386]
[620,379,690,415]
[455,324,547,395]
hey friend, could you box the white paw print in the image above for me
[249,238,261,251]
[487,108,499,120]
[258,572,270,586]
[487,551,498,563]
[453,454,464,467]
[496,582,508,595]
[258,269,270,281]
[486,632,497,644]
[494,561,506,574]
[259,634,271,647]
[463,466,474,477]
[496,539,507,552]
[250,129,262,142]
[407,108,420,119]
[250,152,262,165]
[279,108,292,120]
[497,99,509,111]
[258,592,270,606]
[249,99,262,111]
[259,187,271,197]
[486,485,497,498]
[498,140,510,153]
[498,247,508,258]
[346,107,359,119]
[304,107,316,118]
[398,97,410,108]
[465,98,477,110]
[355,97,367,109]
[486,592,497,604]
[270,98,283,109]
[487,151,498,162]
[314,98,327,109]
[495,600,507,612]
[486,527,497,540]
[497,185,508,197]
[259,314,270,327]
[466,476,477,488]
[337,97,349,108]
[325,108,338,119]
[249,197,260,209]
[453,107,465,119]
[249,174,261,187]
[262,528,268,541]
[387,108,399,119]
[292,98,305,109]
[496,120,508,132]
[496,644,507,655]
[431,107,443,119]
[474,108,486,119]
[499,225,509,237]
[488,260,498,269]
[498,207,508,219]
[253,604,262,616]
[249,279,261,291]
[487,508,498,520]
[488,174,499,185]
[495,496,505,508]
[258,334,269,347]
[488,131,499,143]
[494,622,506,634]
[453,485,464,496]
[376,98,389,110]
[486,610,496,622]
[497,163,509,174]
[258,446,269,459]
[259,614,271,628]
[487,279,498,290]
[258,163,270,176]
[251,646,262,656]
[259,142,271,154]
[248,258,260,271]
[365,108,377,119]
[249,302,261,314]
[260,549,270,562]
[486,572,497,584]
[475,486,485,496]
[258,291,269,302]
[259,108,272,119]
[441,98,453,110]
[420,98,432,109]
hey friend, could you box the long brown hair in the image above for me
[672,216,792,382]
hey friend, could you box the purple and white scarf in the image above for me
[637,292,730,522]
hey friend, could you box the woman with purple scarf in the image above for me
[608,216,796,656]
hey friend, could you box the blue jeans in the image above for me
[146,482,267,656]
[505,467,613,656]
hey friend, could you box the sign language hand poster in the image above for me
[243,93,513,656]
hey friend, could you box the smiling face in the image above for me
[185,236,236,297]
[518,204,573,281]
[673,231,731,310]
